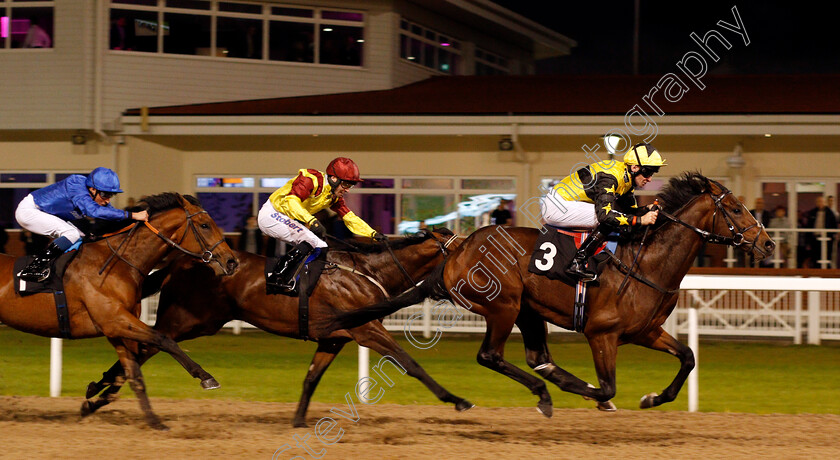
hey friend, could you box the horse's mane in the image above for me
[135,193,201,216]
[333,227,454,254]
[620,170,710,243]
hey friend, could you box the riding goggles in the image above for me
[97,190,117,199]
[639,166,660,178]
[338,180,357,189]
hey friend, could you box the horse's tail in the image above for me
[321,262,449,333]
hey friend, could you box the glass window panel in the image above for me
[197,177,223,187]
[410,24,421,35]
[461,178,515,189]
[399,34,408,59]
[196,192,253,233]
[112,0,158,5]
[344,193,395,234]
[165,0,210,10]
[260,177,293,188]
[322,11,363,22]
[422,42,434,68]
[10,7,52,49]
[402,178,453,189]
[219,2,262,14]
[268,20,314,63]
[217,16,262,59]
[163,12,210,56]
[438,48,455,74]
[319,24,362,66]
[359,178,394,189]
[401,195,456,223]
[424,30,435,40]
[1,173,47,183]
[0,188,39,229]
[221,177,254,187]
[408,37,421,61]
[111,9,159,52]
[271,7,313,18]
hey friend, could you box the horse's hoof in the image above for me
[85,381,101,399]
[639,392,659,409]
[455,400,475,412]
[292,419,308,428]
[151,422,170,431]
[536,401,553,418]
[80,400,93,418]
[200,378,220,390]
[596,400,617,412]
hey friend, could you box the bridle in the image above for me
[99,206,227,275]
[657,181,762,253]
[614,181,763,295]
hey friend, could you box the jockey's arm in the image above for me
[332,199,376,238]
[276,195,319,228]
[591,176,637,229]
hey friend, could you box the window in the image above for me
[0,0,54,49]
[399,19,460,74]
[475,48,509,75]
[110,1,364,66]
[0,172,85,229]
[195,174,516,237]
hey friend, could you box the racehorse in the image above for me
[0,193,238,430]
[82,228,474,427]
[323,172,775,415]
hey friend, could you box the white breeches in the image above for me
[540,189,599,229]
[257,201,328,249]
[15,194,84,243]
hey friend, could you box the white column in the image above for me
[357,346,370,403]
[687,308,699,413]
[49,338,62,397]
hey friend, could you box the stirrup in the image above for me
[565,260,597,283]
[19,266,50,283]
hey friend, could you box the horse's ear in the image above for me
[689,174,707,193]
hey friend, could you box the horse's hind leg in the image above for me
[634,326,695,409]
[515,308,616,411]
[476,310,553,417]
[82,343,163,417]
[351,323,474,411]
[108,339,168,430]
[292,338,349,428]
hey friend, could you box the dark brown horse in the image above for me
[82,228,473,427]
[0,193,238,429]
[324,172,775,415]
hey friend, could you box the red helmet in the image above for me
[326,157,362,182]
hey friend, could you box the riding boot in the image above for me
[267,242,314,290]
[565,227,610,283]
[19,241,67,282]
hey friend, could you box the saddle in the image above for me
[527,227,617,333]
[13,250,78,339]
[527,227,615,285]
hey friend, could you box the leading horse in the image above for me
[324,172,775,415]
[82,228,473,427]
[0,193,238,429]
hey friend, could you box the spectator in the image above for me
[749,197,772,228]
[803,196,838,268]
[237,215,264,255]
[491,199,512,226]
[767,205,792,267]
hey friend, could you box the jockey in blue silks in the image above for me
[15,167,149,282]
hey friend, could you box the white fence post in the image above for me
[49,338,62,397]
[688,308,699,413]
[358,346,370,403]
[794,291,802,345]
[808,291,821,345]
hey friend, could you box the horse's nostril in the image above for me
[765,240,776,251]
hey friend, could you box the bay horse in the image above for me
[82,228,473,427]
[0,193,238,430]
[323,172,775,415]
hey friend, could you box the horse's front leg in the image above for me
[293,338,349,428]
[634,326,695,408]
[82,342,162,417]
[583,332,620,405]
[108,338,168,430]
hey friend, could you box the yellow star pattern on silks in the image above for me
[602,203,612,214]
[615,215,630,226]
[604,185,616,194]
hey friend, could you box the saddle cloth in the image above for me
[13,251,78,339]
[263,256,327,297]
[527,227,615,285]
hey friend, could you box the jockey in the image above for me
[258,157,386,289]
[15,167,149,282]
[541,143,666,282]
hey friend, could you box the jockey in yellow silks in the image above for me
[540,143,667,282]
[257,157,386,290]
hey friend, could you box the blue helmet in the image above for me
[85,167,123,193]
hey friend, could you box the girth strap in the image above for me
[54,290,71,339]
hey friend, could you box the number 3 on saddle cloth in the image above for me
[527,226,618,332]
